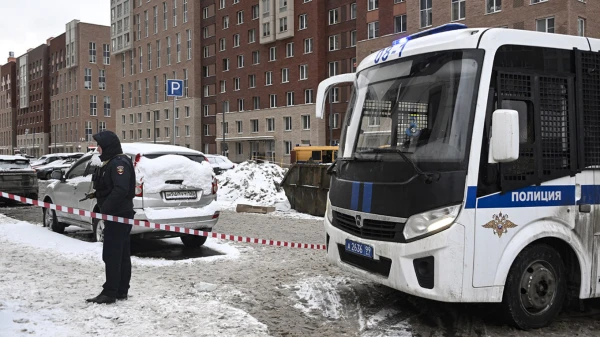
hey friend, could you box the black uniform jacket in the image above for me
[92,131,136,217]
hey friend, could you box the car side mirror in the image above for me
[489,109,519,163]
[51,169,64,181]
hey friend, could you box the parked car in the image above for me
[0,155,38,203]
[31,153,84,169]
[35,158,77,180]
[205,154,235,174]
[42,143,219,248]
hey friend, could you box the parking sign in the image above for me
[167,79,184,97]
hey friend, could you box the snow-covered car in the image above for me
[31,153,84,169]
[34,158,77,180]
[0,155,38,202]
[42,143,220,248]
[205,154,235,174]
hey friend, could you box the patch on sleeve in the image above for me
[116,166,124,175]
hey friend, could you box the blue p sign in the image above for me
[167,79,184,97]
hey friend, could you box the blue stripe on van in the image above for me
[362,183,373,213]
[351,182,360,211]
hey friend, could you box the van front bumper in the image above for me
[325,215,466,302]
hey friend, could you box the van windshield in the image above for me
[343,49,483,170]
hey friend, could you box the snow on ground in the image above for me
[0,214,240,266]
[284,276,349,320]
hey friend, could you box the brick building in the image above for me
[0,53,17,155]
[15,43,50,157]
[48,20,116,153]
[355,0,596,63]
[112,0,205,150]
[211,0,356,164]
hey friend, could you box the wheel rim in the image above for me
[96,220,105,242]
[44,209,54,227]
[519,260,557,315]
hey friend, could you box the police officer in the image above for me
[86,131,136,304]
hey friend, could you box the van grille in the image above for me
[332,211,406,242]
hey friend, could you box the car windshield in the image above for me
[343,49,483,168]
[0,159,30,170]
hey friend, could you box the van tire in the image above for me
[502,244,566,330]
[181,234,208,248]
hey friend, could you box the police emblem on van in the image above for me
[482,212,517,238]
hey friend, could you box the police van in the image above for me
[317,23,600,329]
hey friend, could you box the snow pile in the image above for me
[217,161,289,210]
[136,155,214,194]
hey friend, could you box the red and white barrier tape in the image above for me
[0,191,327,251]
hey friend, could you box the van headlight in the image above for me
[326,196,333,223]
[403,204,460,241]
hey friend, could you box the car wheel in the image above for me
[44,206,65,233]
[180,232,209,248]
[93,219,105,243]
[502,244,566,330]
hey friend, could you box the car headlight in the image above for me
[403,204,460,241]
[326,195,333,223]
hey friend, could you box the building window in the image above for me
[253,96,260,109]
[167,36,172,65]
[451,0,465,21]
[279,17,288,32]
[144,10,149,37]
[220,38,226,51]
[263,22,271,37]
[185,106,190,118]
[486,0,501,13]
[237,121,243,133]
[234,77,241,91]
[219,0,225,9]
[270,47,276,61]
[157,40,161,67]
[154,6,158,34]
[368,21,379,39]
[252,5,259,19]
[265,71,273,85]
[302,115,310,130]
[333,113,340,129]
[284,116,292,131]
[304,89,313,104]
[176,33,181,62]
[299,14,307,30]
[328,61,339,77]
[203,105,209,116]
[351,3,357,19]
[237,10,244,24]
[220,80,226,93]
[395,15,407,33]
[233,34,240,47]
[331,87,339,103]
[249,74,256,88]
[329,35,340,51]
[304,38,313,53]
[223,100,230,113]
[282,68,289,83]
[253,50,260,64]
[249,29,256,43]
[84,68,92,89]
[329,8,339,25]
[90,95,97,116]
[184,69,189,97]
[284,141,292,155]
[183,0,188,22]
[236,142,243,155]
[173,0,178,26]
[187,30,192,60]
[99,70,106,90]
[185,125,190,136]
[536,17,554,33]
[286,92,294,106]
[223,58,230,71]
[89,42,97,63]
[267,118,275,132]
[223,15,229,29]
[368,0,378,11]
[237,98,244,111]
[163,2,168,30]
[299,64,308,80]
[578,17,586,37]
[103,44,110,64]
[251,119,259,133]
[420,0,432,28]
[270,94,277,108]
[147,44,152,70]
[121,84,125,108]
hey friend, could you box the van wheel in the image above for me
[181,233,209,248]
[502,244,566,330]
[44,207,65,234]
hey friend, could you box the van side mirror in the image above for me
[51,169,64,181]
[315,73,355,119]
[489,109,519,163]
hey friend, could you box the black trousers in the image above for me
[101,219,133,298]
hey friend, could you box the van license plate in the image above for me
[164,191,197,200]
[345,239,373,259]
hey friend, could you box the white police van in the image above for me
[317,23,600,329]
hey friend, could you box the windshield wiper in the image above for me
[358,148,441,184]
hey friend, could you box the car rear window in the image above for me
[144,153,207,163]
[0,160,30,170]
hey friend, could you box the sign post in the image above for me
[166,79,184,145]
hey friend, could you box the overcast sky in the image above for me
[0,0,109,62]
